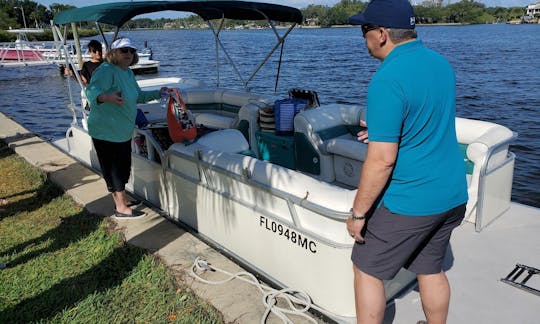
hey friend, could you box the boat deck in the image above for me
[386,202,540,324]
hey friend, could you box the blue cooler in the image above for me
[274,98,307,136]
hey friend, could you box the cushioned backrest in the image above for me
[455,117,514,169]
[455,117,515,224]
[295,105,365,147]
[181,88,224,104]
[221,90,262,107]
[294,104,366,182]
[237,101,265,157]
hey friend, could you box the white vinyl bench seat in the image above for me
[325,136,368,187]
[455,117,517,231]
[294,104,366,187]
[194,113,237,129]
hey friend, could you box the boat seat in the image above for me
[181,88,263,111]
[237,100,275,158]
[194,113,237,129]
[325,136,368,187]
[178,88,271,133]
[455,117,516,231]
[294,104,366,186]
[196,129,250,153]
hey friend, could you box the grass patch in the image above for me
[0,140,223,323]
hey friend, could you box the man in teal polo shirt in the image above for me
[346,0,468,323]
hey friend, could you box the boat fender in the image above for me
[166,88,197,143]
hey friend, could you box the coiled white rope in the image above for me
[190,257,318,324]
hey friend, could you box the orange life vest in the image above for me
[166,88,197,143]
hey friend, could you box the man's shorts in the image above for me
[351,203,466,280]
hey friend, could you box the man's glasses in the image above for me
[119,48,136,54]
[90,49,101,54]
[361,24,381,37]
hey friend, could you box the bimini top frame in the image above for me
[53,1,303,91]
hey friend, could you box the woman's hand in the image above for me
[97,90,124,105]
[357,119,369,143]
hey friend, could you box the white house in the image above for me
[526,1,540,17]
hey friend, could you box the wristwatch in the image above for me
[350,208,366,221]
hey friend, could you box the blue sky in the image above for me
[37,0,535,19]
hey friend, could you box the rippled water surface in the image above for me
[1,24,539,207]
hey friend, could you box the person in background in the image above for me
[85,38,169,219]
[65,39,103,85]
[346,0,468,323]
[79,39,104,85]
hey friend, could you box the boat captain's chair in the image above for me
[294,104,367,187]
[455,117,517,231]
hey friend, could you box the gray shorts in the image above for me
[351,203,466,280]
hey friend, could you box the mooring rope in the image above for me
[190,256,318,324]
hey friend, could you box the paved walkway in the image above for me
[0,112,324,324]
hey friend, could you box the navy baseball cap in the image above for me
[349,0,416,29]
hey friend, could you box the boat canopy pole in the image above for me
[274,34,285,93]
[71,22,83,69]
[111,27,120,47]
[53,24,82,126]
[211,16,226,87]
[95,22,109,49]
[245,19,296,90]
[207,17,296,91]
[207,18,247,89]
[54,24,85,91]
[51,20,61,59]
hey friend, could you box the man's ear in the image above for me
[378,28,390,47]
[379,28,387,41]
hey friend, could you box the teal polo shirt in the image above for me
[366,39,468,216]
[86,63,160,142]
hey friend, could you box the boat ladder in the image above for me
[501,264,540,296]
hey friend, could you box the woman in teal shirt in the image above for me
[86,38,167,219]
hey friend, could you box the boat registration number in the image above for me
[259,216,317,254]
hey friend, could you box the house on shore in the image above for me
[524,1,540,23]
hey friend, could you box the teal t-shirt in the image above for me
[86,62,159,142]
[367,39,468,216]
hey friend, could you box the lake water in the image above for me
[0,24,539,207]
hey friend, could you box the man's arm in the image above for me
[347,141,398,241]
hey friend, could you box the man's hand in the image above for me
[357,119,368,143]
[347,217,365,243]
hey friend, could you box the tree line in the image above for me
[303,0,527,26]
[0,0,529,40]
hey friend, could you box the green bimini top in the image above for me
[53,0,303,27]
